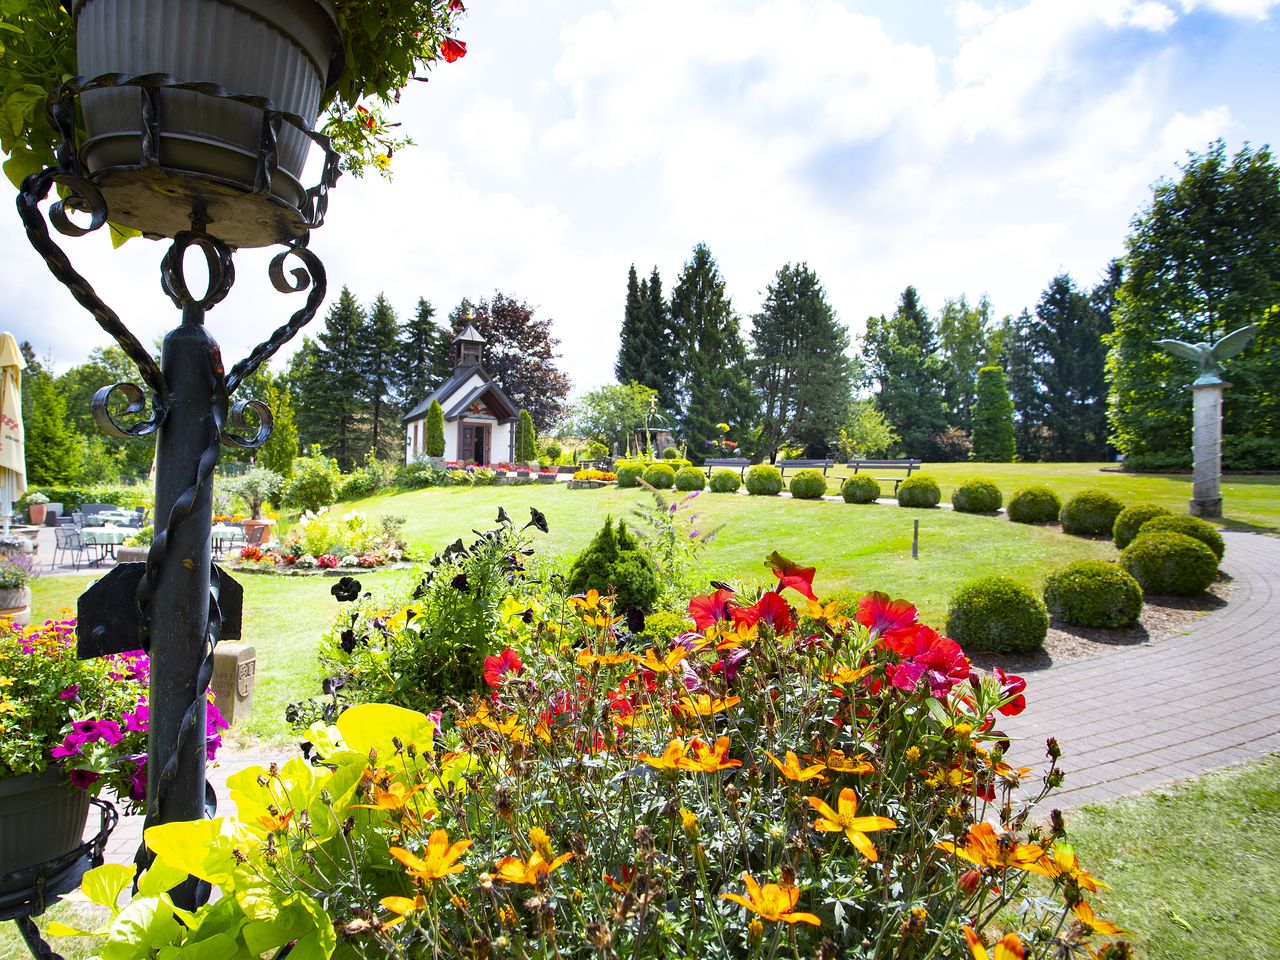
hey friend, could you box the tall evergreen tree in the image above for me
[24,369,83,485]
[615,265,647,384]
[424,399,446,458]
[937,295,993,431]
[1034,273,1111,461]
[397,297,452,410]
[750,262,853,458]
[862,286,948,457]
[643,267,678,411]
[1001,310,1043,460]
[514,409,537,462]
[259,374,299,478]
[971,366,1016,462]
[292,286,368,470]
[669,244,757,462]
[362,293,401,460]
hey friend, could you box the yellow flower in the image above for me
[389,829,472,884]
[681,736,743,772]
[822,663,873,686]
[569,590,621,628]
[677,693,741,717]
[635,738,694,772]
[805,598,850,629]
[720,873,820,926]
[766,750,827,782]
[631,646,689,673]
[964,926,1025,960]
[528,827,553,861]
[905,747,922,763]
[494,846,574,885]
[679,808,699,839]
[576,648,633,667]
[806,749,874,775]
[379,892,426,930]
[1046,842,1106,892]
[374,153,392,170]
[1072,900,1124,935]
[0,676,14,687]
[0,701,15,716]
[353,781,429,819]
[935,823,1051,876]
[807,787,896,861]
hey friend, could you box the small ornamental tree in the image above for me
[226,467,283,520]
[424,399,446,458]
[515,409,537,463]
[971,366,1015,462]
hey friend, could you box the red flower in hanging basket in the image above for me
[441,38,467,63]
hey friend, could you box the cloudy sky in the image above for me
[3,0,1278,396]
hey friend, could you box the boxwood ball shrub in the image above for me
[567,516,661,612]
[951,478,1002,514]
[896,475,941,508]
[788,468,828,500]
[1059,489,1125,536]
[947,575,1050,653]
[674,466,707,492]
[615,462,644,488]
[661,446,682,460]
[1043,560,1144,628]
[1006,485,1061,524]
[745,464,784,496]
[708,468,742,493]
[1138,514,1225,561]
[1112,503,1173,549]
[1120,531,1219,595]
[642,462,676,489]
[841,474,881,504]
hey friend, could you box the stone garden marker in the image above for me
[1154,323,1260,518]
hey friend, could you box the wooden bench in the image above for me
[846,458,922,492]
[778,459,835,476]
[704,457,751,478]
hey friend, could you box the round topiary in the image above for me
[1120,531,1218,596]
[788,469,828,500]
[566,517,661,612]
[745,464,784,496]
[946,575,1049,653]
[616,463,644,488]
[709,469,743,493]
[896,475,941,508]
[1043,560,1144,628]
[951,478,1002,514]
[1006,485,1061,524]
[642,463,676,489]
[674,467,706,492]
[841,475,880,504]
[661,446,681,460]
[1137,514,1225,561]
[1112,503,1173,548]
[1059,489,1125,536]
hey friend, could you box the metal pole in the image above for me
[912,519,919,559]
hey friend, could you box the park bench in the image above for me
[846,458,922,492]
[704,457,751,478]
[778,458,835,476]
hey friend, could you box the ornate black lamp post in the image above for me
[8,64,339,946]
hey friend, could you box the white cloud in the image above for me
[1178,0,1280,17]
[452,97,532,177]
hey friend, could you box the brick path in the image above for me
[1004,530,1280,807]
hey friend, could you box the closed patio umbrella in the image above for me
[0,333,27,537]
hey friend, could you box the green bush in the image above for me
[642,463,676,489]
[708,469,742,493]
[616,462,645,488]
[674,467,706,491]
[1006,485,1062,524]
[1120,531,1219,595]
[661,446,681,460]
[951,478,1002,514]
[20,484,151,511]
[1043,560,1143,628]
[1112,503,1173,548]
[788,469,827,500]
[745,464,783,496]
[566,517,660,613]
[841,475,881,504]
[1137,514,1225,561]
[1059,489,1125,536]
[946,575,1049,653]
[640,609,692,645]
[542,440,563,462]
[896,475,941,508]
[282,455,341,513]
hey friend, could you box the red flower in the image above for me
[483,648,524,688]
[448,0,465,10]
[764,551,817,602]
[441,37,467,63]
[856,592,918,639]
[733,591,795,636]
[688,588,736,630]
[356,104,375,131]
[883,625,970,697]
[993,667,1027,717]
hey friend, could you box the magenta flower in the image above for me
[68,768,101,790]
[711,647,749,683]
[59,684,80,700]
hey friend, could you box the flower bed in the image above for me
[230,509,410,574]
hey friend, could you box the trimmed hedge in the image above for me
[616,463,644,488]
[1120,531,1218,596]
[1112,503,1173,549]
[1006,485,1061,524]
[21,485,151,511]
[708,469,742,493]
[788,469,828,500]
[951,478,1002,514]
[661,446,682,460]
[946,575,1049,653]
[642,463,676,489]
[1043,560,1143,628]
[1059,489,1125,536]
[674,467,707,492]
[841,475,880,504]
[745,465,784,496]
[896,475,941,508]
[1137,514,1225,561]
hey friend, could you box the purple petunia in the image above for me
[59,684,80,700]
[68,768,100,790]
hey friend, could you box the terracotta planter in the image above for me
[242,518,276,546]
[26,503,47,525]
[0,768,91,909]
[0,585,31,627]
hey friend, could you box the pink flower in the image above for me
[123,703,149,732]
[993,667,1027,717]
[883,626,971,698]
[59,684,80,700]
[711,647,749,682]
[68,768,100,790]
[856,592,918,639]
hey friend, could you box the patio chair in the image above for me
[52,524,94,571]
[43,503,63,527]
[71,510,86,530]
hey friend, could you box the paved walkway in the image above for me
[1005,530,1280,807]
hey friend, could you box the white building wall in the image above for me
[492,421,513,464]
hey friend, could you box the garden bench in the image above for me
[704,457,751,478]
[846,458,922,492]
[778,458,835,476]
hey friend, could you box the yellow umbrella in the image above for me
[0,333,27,536]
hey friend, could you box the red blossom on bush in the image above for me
[688,588,737,630]
[317,554,339,569]
[765,551,817,601]
[441,37,467,62]
[857,592,919,639]
[733,591,796,636]
[993,667,1027,717]
[483,648,524,688]
[883,625,971,698]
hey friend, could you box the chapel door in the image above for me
[461,424,474,463]
[473,425,488,465]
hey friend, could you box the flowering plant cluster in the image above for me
[0,550,36,589]
[0,618,227,810]
[573,469,618,482]
[400,461,516,489]
[236,509,407,572]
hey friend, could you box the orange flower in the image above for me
[631,646,689,673]
[935,823,1051,876]
[494,831,574,885]
[635,738,694,771]
[806,598,851,629]
[1072,900,1124,935]
[257,808,294,833]
[806,749,874,775]
[389,829,472,884]
[807,787,896,861]
[823,664,874,686]
[379,892,426,930]
[766,750,827,782]
[964,926,1025,960]
[1046,842,1106,893]
[683,736,743,772]
[577,648,632,667]
[677,693,741,717]
[720,873,820,925]
[353,781,428,817]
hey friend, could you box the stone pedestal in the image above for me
[1189,383,1223,518]
[210,642,256,725]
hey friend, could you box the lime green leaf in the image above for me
[2,146,42,189]
[137,860,190,897]
[47,918,111,937]
[158,932,238,960]
[336,702,435,759]
[108,221,141,247]
[79,863,136,911]
[143,819,241,891]
[242,892,332,957]
[100,896,183,960]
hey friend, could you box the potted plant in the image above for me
[24,491,49,526]
[0,553,35,625]
[226,466,283,545]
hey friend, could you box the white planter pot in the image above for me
[0,586,31,627]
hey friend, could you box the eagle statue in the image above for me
[1154,322,1261,386]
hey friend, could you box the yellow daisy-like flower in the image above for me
[631,646,689,673]
[806,787,896,861]
[389,829,472,884]
[677,693,741,717]
[766,750,827,782]
[964,926,1025,960]
[494,848,575,885]
[379,892,426,930]
[720,873,820,926]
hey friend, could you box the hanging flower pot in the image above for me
[0,768,91,909]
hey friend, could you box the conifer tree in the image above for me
[615,265,647,384]
[424,399,446,457]
[937,295,993,431]
[644,267,678,411]
[397,297,452,410]
[292,286,368,470]
[259,374,299,478]
[514,408,537,462]
[971,366,1016,462]
[24,369,83,485]
[862,286,948,457]
[1001,310,1043,460]
[362,293,401,460]
[1034,274,1111,461]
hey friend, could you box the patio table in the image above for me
[80,525,130,563]
[211,524,246,555]
[93,510,141,526]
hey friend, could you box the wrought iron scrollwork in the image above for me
[90,382,163,439]
[221,398,274,449]
[161,230,236,310]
